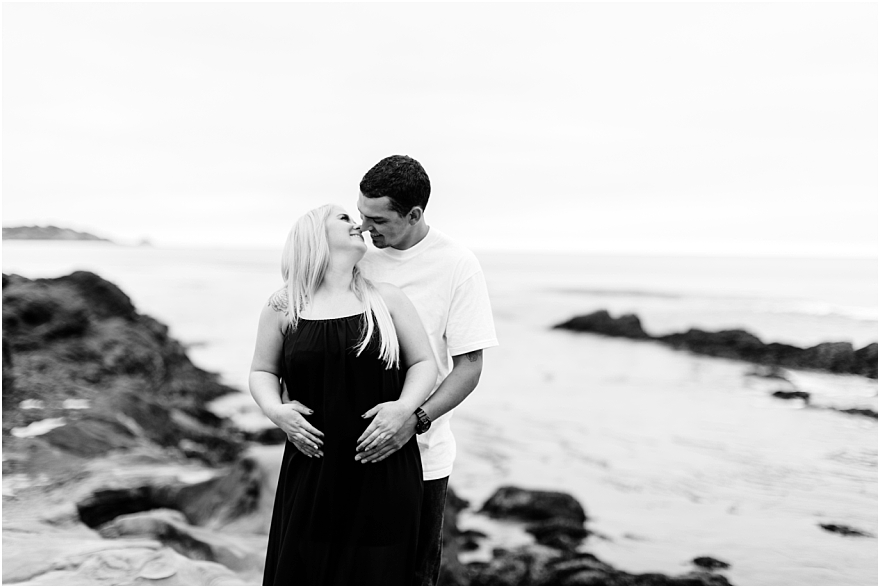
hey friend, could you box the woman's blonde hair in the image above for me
[281,204,399,369]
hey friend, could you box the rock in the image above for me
[439,486,472,586]
[555,309,878,379]
[76,455,263,529]
[97,509,264,577]
[693,556,730,570]
[801,342,856,374]
[2,272,244,467]
[2,530,245,585]
[42,416,139,457]
[466,545,733,586]
[480,486,588,524]
[771,390,810,403]
[659,329,770,363]
[745,365,790,380]
[853,343,878,378]
[819,523,874,537]
[3,337,14,400]
[834,408,878,419]
[56,271,138,321]
[244,427,288,445]
[554,310,650,340]
[467,544,561,586]
[526,517,590,551]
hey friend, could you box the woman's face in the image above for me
[325,205,366,258]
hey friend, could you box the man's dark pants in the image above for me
[414,476,449,586]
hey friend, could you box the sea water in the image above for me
[3,241,877,585]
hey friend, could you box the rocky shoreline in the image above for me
[555,310,877,379]
[3,272,736,584]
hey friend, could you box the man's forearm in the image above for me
[420,354,482,421]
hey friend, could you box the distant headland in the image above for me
[3,225,113,242]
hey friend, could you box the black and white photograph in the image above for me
[2,2,876,586]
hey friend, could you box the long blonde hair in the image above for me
[281,204,399,369]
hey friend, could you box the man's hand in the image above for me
[355,413,417,463]
[269,398,323,458]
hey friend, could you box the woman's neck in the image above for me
[318,259,355,295]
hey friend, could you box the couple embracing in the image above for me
[249,155,498,585]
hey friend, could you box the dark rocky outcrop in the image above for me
[75,455,262,529]
[819,523,874,538]
[771,390,811,402]
[479,487,590,553]
[466,546,732,586]
[555,311,650,340]
[525,518,591,552]
[3,225,112,241]
[693,556,730,570]
[834,408,878,420]
[555,310,878,379]
[480,486,588,524]
[2,271,244,465]
[439,486,733,586]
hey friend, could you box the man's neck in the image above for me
[393,223,430,251]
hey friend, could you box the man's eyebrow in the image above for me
[358,210,386,221]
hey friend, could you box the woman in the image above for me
[249,204,437,585]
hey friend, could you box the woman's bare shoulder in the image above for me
[267,287,288,313]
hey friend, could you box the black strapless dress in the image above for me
[262,315,423,586]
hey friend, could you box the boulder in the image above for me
[479,486,587,524]
[801,342,856,374]
[76,455,263,529]
[693,556,730,570]
[819,523,874,537]
[834,408,878,419]
[2,272,244,466]
[854,343,878,378]
[526,517,590,551]
[771,391,810,403]
[554,311,650,340]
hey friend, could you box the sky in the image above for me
[2,2,877,256]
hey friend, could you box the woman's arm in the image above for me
[249,302,324,456]
[355,283,437,457]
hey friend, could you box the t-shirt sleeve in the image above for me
[446,269,499,357]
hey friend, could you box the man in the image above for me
[355,155,498,585]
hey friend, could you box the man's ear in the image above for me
[407,207,423,225]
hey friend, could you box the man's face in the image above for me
[357,193,412,250]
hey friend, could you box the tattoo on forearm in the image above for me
[465,350,482,362]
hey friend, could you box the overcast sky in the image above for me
[3,2,877,256]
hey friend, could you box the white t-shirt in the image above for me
[359,226,498,480]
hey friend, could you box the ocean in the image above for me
[3,241,877,585]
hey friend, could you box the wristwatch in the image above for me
[414,408,432,435]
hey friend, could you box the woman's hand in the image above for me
[355,401,410,458]
[267,402,324,458]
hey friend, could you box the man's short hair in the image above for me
[359,155,431,217]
